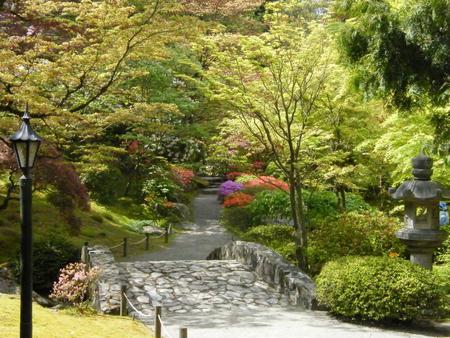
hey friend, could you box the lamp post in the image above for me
[9,106,42,338]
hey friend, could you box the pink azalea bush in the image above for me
[172,166,195,189]
[245,176,289,191]
[50,262,100,305]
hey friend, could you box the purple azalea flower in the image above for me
[219,180,243,197]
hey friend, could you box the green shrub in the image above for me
[307,211,405,275]
[13,235,80,295]
[435,225,450,264]
[242,224,296,262]
[304,190,338,220]
[346,193,373,213]
[316,256,445,321]
[304,190,372,222]
[247,190,291,225]
[221,206,254,231]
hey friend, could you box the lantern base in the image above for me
[396,228,448,270]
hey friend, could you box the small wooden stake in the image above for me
[179,327,188,338]
[120,285,128,316]
[155,306,162,338]
[164,227,169,244]
[81,242,89,264]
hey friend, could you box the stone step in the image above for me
[201,187,220,195]
[198,176,224,184]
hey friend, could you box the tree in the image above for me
[335,0,449,110]
[208,13,334,268]
[0,0,204,211]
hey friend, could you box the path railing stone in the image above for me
[87,245,125,314]
[207,241,316,309]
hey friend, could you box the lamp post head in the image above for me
[9,105,42,176]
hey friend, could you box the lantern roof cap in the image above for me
[389,154,450,202]
[9,105,42,143]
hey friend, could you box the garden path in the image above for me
[125,188,448,338]
[129,186,232,261]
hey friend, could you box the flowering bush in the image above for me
[50,263,100,305]
[224,192,254,208]
[235,174,257,184]
[219,180,243,198]
[225,171,244,181]
[244,176,289,191]
[172,166,195,189]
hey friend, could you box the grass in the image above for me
[0,294,153,338]
[0,192,173,263]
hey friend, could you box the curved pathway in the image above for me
[129,188,232,261]
[125,188,448,338]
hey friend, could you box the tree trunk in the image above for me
[288,173,308,271]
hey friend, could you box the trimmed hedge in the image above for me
[316,256,445,321]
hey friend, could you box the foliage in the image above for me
[304,190,372,221]
[13,236,80,295]
[316,256,446,321]
[223,192,253,208]
[235,174,257,184]
[180,0,263,16]
[221,206,253,231]
[50,263,99,306]
[242,224,297,262]
[335,0,449,109]
[366,111,450,186]
[307,211,405,274]
[218,180,243,198]
[435,225,450,264]
[247,190,291,225]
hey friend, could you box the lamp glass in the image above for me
[13,141,40,170]
[13,141,28,169]
[28,141,39,168]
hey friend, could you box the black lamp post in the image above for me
[9,106,42,338]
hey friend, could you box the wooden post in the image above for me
[155,306,162,338]
[145,233,149,250]
[123,237,128,257]
[81,242,89,264]
[164,227,169,244]
[120,285,128,316]
[179,328,188,338]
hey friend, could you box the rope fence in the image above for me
[119,285,188,338]
[80,225,173,262]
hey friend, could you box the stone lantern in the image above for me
[389,154,449,270]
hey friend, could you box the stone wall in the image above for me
[207,241,316,309]
[87,245,124,314]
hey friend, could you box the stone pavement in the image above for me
[120,260,289,316]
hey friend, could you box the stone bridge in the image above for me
[87,241,315,321]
